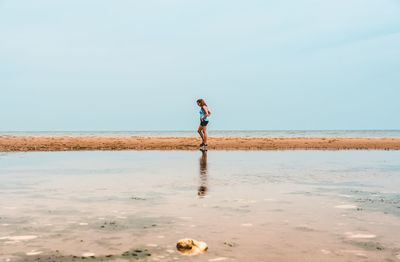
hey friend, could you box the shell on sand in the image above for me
[81,252,95,257]
[176,238,208,255]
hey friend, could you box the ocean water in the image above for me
[1,151,400,261]
[1,130,400,138]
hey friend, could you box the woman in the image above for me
[196,99,211,149]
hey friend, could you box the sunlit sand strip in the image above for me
[81,252,96,257]
[209,258,228,261]
[340,249,368,258]
[26,250,42,256]
[0,235,38,241]
[1,136,400,151]
[345,232,377,239]
[335,204,358,209]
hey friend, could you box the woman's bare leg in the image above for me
[203,126,208,145]
[198,126,204,143]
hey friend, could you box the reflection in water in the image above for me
[198,151,208,197]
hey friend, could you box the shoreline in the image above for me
[1,136,400,151]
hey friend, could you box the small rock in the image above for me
[131,196,146,200]
[224,241,235,247]
[176,238,208,255]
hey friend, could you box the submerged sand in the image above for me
[1,136,400,151]
[1,151,400,262]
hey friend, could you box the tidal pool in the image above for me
[0,151,400,261]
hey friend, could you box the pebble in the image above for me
[224,241,235,247]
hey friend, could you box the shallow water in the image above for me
[2,129,400,138]
[0,151,400,261]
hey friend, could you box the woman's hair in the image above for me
[197,99,207,106]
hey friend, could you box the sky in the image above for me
[1,0,399,131]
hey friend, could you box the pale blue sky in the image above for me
[1,0,399,131]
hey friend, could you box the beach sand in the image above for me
[1,136,400,151]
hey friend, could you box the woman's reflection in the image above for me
[198,150,208,197]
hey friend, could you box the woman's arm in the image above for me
[202,106,210,120]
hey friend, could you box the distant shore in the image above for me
[1,136,400,151]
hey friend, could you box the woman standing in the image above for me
[196,99,211,150]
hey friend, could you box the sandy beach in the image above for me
[1,136,400,151]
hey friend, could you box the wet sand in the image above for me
[1,136,400,151]
[1,151,400,261]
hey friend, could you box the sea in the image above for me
[1,150,400,261]
[1,130,400,138]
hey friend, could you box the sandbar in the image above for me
[1,136,400,151]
